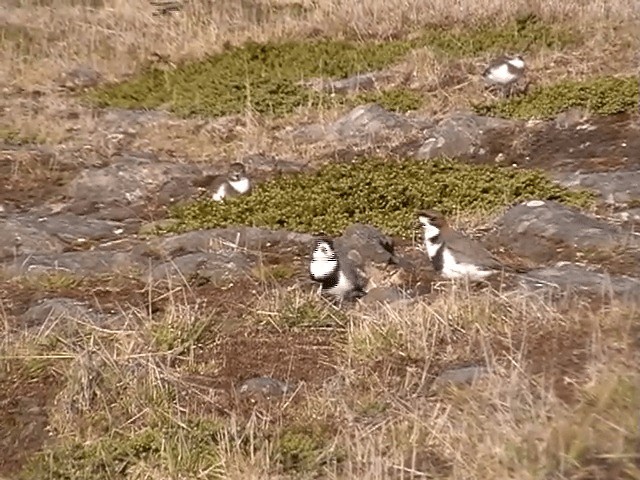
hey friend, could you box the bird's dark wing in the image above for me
[446,230,504,270]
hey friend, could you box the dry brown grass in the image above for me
[1,0,638,164]
[1,1,640,477]
[2,277,638,479]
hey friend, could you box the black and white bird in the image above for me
[482,54,526,97]
[416,209,518,281]
[309,237,367,303]
[197,162,251,202]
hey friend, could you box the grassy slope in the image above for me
[0,0,639,479]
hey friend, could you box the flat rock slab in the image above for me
[493,200,640,263]
[288,104,432,145]
[416,112,517,160]
[150,251,255,284]
[0,213,131,260]
[236,376,293,400]
[555,170,640,206]
[65,152,205,209]
[20,297,111,329]
[335,223,396,265]
[520,262,640,302]
[3,250,143,279]
[144,227,314,258]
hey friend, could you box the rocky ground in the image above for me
[1,1,639,479]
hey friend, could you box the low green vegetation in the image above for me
[352,87,424,112]
[475,75,639,119]
[163,157,595,238]
[87,15,575,118]
[420,13,574,58]
[21,421,224,480]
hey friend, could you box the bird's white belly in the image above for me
[440,249,494,280]
[310,259,336,279]
[229,178,250,194]
[326,271,353,296]
[487,64,518,84]
[212,184,227,201]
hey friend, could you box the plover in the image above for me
[309,236,367,303]
[416,209,514,281]
[197,162,251,202]
[482,55,526,97]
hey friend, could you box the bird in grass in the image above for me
[482,54,526,97]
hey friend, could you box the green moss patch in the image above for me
[474,76,639,120]
[87,15,574,118]
[421,13,574,58]
[21,420,223,480]
[351,88,424,112]
[163,157,594,238]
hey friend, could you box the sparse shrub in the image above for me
[474,76,639,119]
[163,157,595,238]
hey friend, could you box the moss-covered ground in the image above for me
[87,15,575,118]
[164,157,595,238]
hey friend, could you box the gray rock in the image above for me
[331,104,419,140]
[21,298,96,328]
[65,153,203,208]
[150,251,255,283]
[59,65,102,89]
[614,208,640,223]
[335,223,396,265]
[553,108,590,129]
[555,170,640,206]
[417,112,516,160]
[432,366,491,388]
[236,376,292,399]
[146,226,314,258]
[493,200,640,262]
[361,286,415,306]
[0,217,65,261]
[4,250,142,278]
[240,153,305,174]
[0,213,130,260]
[520,262,640,301]
[290,104,431,145]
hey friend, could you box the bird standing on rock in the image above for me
[416,209,517,281]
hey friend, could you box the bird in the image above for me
[482,54,526,97]
[416,209,515,281]
[309,236,367,303]
[196,162,251,202]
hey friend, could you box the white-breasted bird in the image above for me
[482,54,526,97]
[309,236,367,302]
[197,162,251,202]
[417,209,517,281]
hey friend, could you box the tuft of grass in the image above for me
[87,15,573,119]
[253,290,348,329]
[474,75,639,119]
[164,157,595,238]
